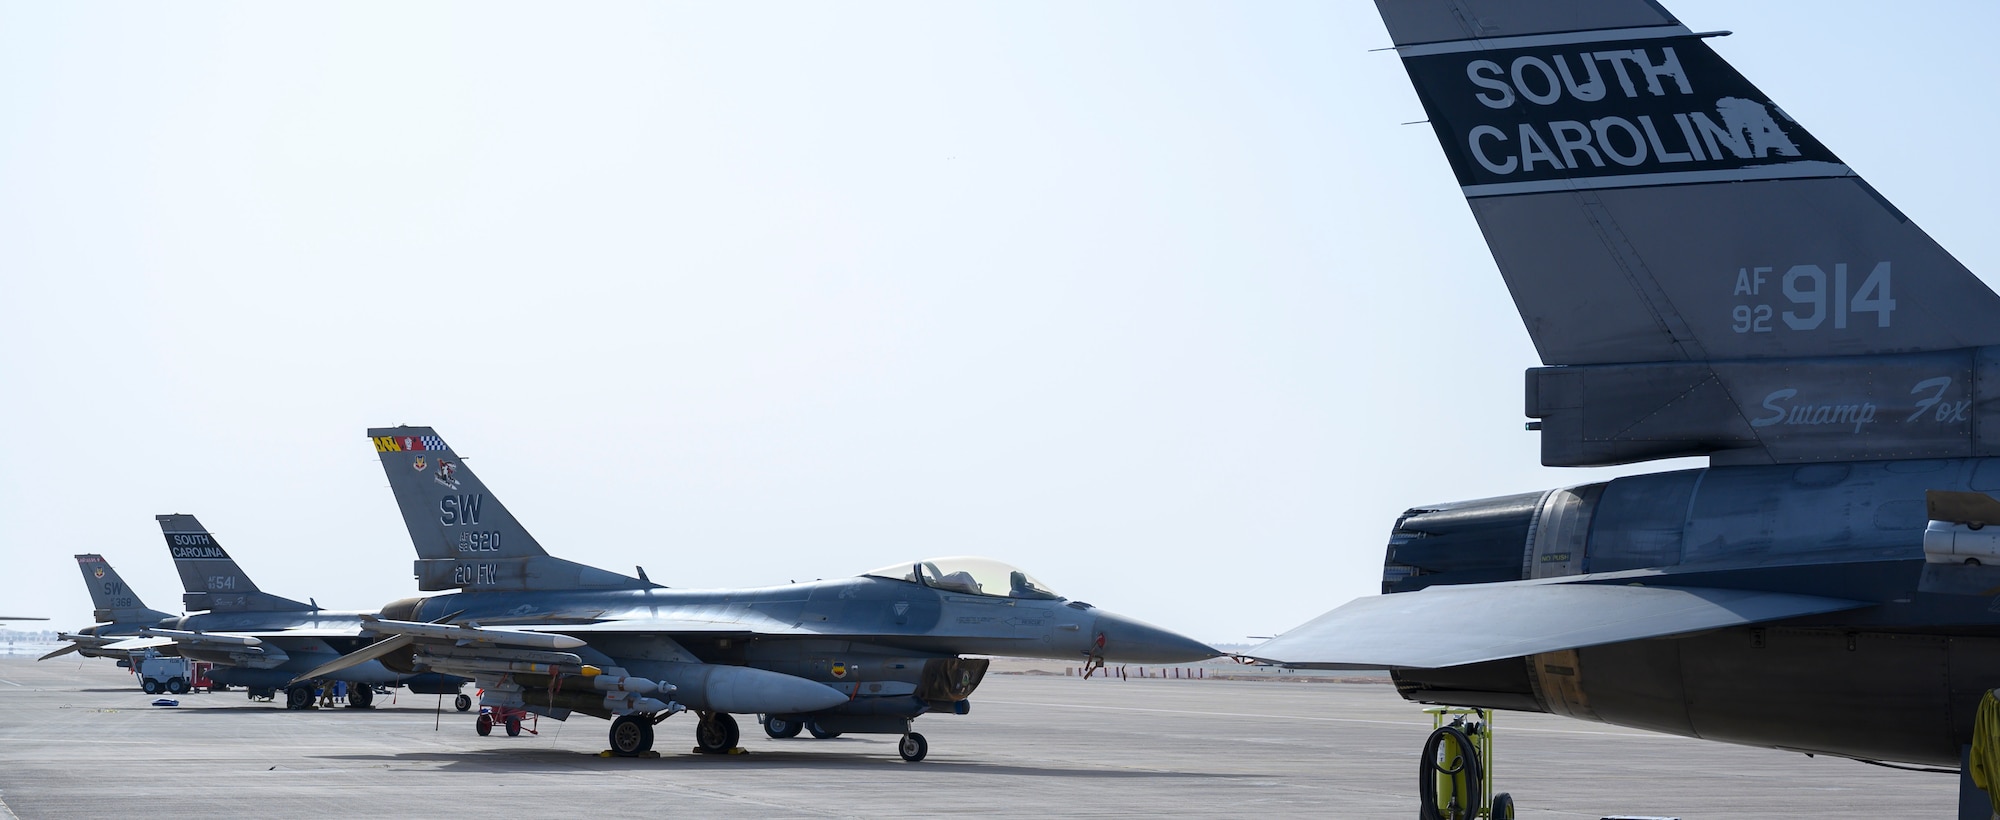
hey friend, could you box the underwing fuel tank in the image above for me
[623,661,849,715]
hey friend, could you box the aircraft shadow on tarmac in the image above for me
[316,748,1247,779]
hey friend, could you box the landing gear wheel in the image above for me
[763,716,803,739]
[141,679,160,695]
[349,686,374,709]
[1418,725,1483,820]
[806,721,841,739]
[898,732,928,763]
[286,684,314,711]
[505,716,522,737]
[610,714,654,756]
[166,677,188,695]
[476,713,494,736]
[1491,792,1515,820]
[454,694,472,712]
[695,712,740,754]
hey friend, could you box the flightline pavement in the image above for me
[0,655,1953,818]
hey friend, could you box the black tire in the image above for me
[505,716,522,737]
[476,713,494,736]
[166,678,188,695]
[141,679,160,695]
[1491,792,1516,820]
[695,713,740,754]
[610,714,653,757]
[454,694,472,712]
[806,721,841,739]
[898,732,928,763]
[349,686,374,709]
[1418,726,1482,820]
[764,716,804,739]
[286,684,314,711]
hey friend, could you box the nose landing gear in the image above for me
[897,732,928,762]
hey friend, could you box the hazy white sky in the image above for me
[4,2,1997,645]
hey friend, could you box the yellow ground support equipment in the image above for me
[1420,706,1515,820]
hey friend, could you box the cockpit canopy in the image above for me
[863,556,1062,600]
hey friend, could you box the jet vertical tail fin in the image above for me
[1378,0,2000,366]
[1375,0,2000,467]
[156,514,310,612]
[74,554,173,625]
[367,426,655,592]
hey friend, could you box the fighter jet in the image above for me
[301,426,1214,761]
[111,514,468,708]
[40,554,175,662]
[1253,0,2000,775]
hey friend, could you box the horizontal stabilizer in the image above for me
[1926,490,2000,528]
[37,643,81,661]
[1248,582,1868,669]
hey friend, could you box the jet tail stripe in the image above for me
[1395,24,1692,56]
[1462,161,1852,198]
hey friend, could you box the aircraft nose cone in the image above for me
[1093,611,1217,663]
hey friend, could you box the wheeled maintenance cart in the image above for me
[1420,706,1515,820]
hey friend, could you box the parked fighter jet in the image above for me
[301,426,1214,761]
[1253,0,2000,777]
[109,514,467,708]
[40,554,175,662]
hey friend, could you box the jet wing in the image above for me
[1247,582,1870,670]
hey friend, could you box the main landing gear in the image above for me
[762,715,804,739]
[606,710,732,757]
[693,712,740,754]
[285,684,315,711]
[609,713,656,757]
[604,711,927,761]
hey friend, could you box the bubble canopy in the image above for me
[863,556,1062,600]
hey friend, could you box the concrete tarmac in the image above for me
[0,656,1956,818]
